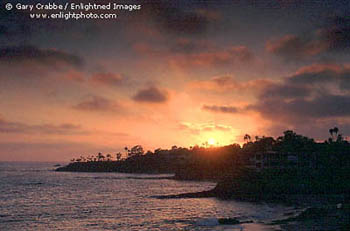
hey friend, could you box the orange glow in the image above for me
[208,138,216,146]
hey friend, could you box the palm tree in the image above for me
[202,141,209,148]
[329,127,339,142]
[244,134,251,143]
[97,152,105,161]
[333,127,339,137]
[329,128,334,141]
[106,154,112,161]
[116,152,122,161]
[336,133,344,142]
[124,147,129,158]
[129,145,144,157]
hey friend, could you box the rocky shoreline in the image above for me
[272,205,350,231]
[156,175,350,230]
[57,160,350,230]
[157,190,350,230]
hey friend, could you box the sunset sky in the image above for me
[1,0,349,161]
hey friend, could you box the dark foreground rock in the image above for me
[218,217,253,225]
[154,189,215,199]
[271,205,350,231]
[218,218,240,225]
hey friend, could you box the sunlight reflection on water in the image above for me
[0,162,287,230]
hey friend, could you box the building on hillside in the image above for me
[246,151,300,171]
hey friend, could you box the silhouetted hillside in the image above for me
[57,129,350,197]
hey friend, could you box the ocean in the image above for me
[0,162,292,230]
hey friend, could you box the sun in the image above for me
[208,138,216,146]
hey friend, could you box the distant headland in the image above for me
[57,128,350,196]
[57,129,350,229]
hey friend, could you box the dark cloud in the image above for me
[211,64,348,139]
[202,105,240,114]
[169,45,254,69]
[286,64,350,90]
[266,15,350,61]
[0,117,83,135]
[0,25,8,34]
[287,69,339,85]
[145,2,213,35]
[0,45,85,88]
[133,39,254,69]
[191,45,254,66]
[160,10,208,35]
[189,75,271,92]
[249,65,350,127]
[0,7,33,43]
[0,45,84,69]
[90,72,124,87]
[260,83,311,99]
[321,15,350,51]
[340,78,350,91]
[73,95,120,112]
[170,38,214,54]
[132,86,168,103]
[0,4,105,45]
[265,34,326,60]
[251,94,350,123]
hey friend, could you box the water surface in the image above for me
[0,162,290,230]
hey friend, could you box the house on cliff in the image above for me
[245,151,309,171]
